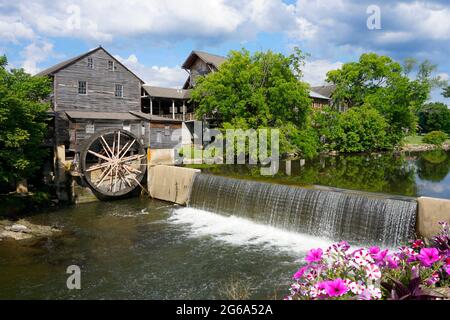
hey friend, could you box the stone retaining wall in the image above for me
[417,197,450,239]
[148,165,200,205]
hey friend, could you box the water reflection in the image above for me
[196,151,450,199]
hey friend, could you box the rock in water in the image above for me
[7,224,30,233]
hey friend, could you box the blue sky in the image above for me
[1,0,449,104]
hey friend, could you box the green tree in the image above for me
[333,106,390,153]
[0,56,51,185]
[422,131,448,146]
[326,53,438,145]
[443,86,450,98]
[417,102,450,133]
[191,49,314,157]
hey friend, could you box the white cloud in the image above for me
[5,0,299,43]
[302,59,342,86]
[115,54,187,88]
[0,15,35,42]
[395,2,450,40]
[20,41,55,74]
[437,72,449,81]
[376,31,415,44]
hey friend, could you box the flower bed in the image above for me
[286,222,450,300]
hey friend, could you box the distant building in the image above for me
[311,84,348,112]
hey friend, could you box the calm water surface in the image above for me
[194,150,450,199]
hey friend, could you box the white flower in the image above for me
[351,250,374,268]
[349,281,366,295]
[365,264,382,280]
[367,284,382,299]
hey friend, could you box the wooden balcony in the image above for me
[158,112,196,121]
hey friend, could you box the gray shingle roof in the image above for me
[310,84,336,98]
[182,50,227,70]
[35,46,145,83]
[142,85,191,99]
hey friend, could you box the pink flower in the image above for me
[323,279,349,297]
[412,239,424,249]
[310,282,327,298]
[365,264,381,280]
[293,266,307,280]
[370,248,389,264]
[386,255,400,269]
[305,248,323,263]
[369,246,380,255]
[417,248,440,267]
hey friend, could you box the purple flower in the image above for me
[323,279,349,297]
[337,241,350,252]
[445,265,450,276]
[293,266,307,280]
[386,255,399,269]
[305,248,323,263]
[417,248,441,267]
[425,272,440,286]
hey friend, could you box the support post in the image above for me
[150,97,153,115]
[172,99,175,120]
[182,100,186,121]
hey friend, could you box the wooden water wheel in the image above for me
[80,129,147,197]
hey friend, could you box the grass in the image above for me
[403,135,424,145]
[403,134,450,145]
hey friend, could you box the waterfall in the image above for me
[188,174,417,247]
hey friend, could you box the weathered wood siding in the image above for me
[53,48,141,113]
[68,119,145,151]
[150,122,182,149]
[188,58,213,87]
[67,119,181,151]
[52,48,142,146]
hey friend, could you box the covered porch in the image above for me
[141,85,195,121]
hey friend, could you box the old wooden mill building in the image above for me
[37,46,332,202]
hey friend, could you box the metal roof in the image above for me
[309,90,330,100]
[142,85,191,99]
[182,50,227,70]
[310,84,336,98]
[65,111,140,121]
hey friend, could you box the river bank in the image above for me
[0,218,62,241]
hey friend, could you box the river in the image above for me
[1,150,449,299]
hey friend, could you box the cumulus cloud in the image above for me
[302,59,343,86]
[20,41,55,74]
[3,0,297,43]
[0,15,35,42]
[115,54,187,88]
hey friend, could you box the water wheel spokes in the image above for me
[81,129,147,197]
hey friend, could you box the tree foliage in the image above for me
[0,56,51,185]
[422,131,448,146]
[191,49,313,156]
[417,102,450,134]
[326,53,440,145]
[313,106,390,153]
[443,86,450,98]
